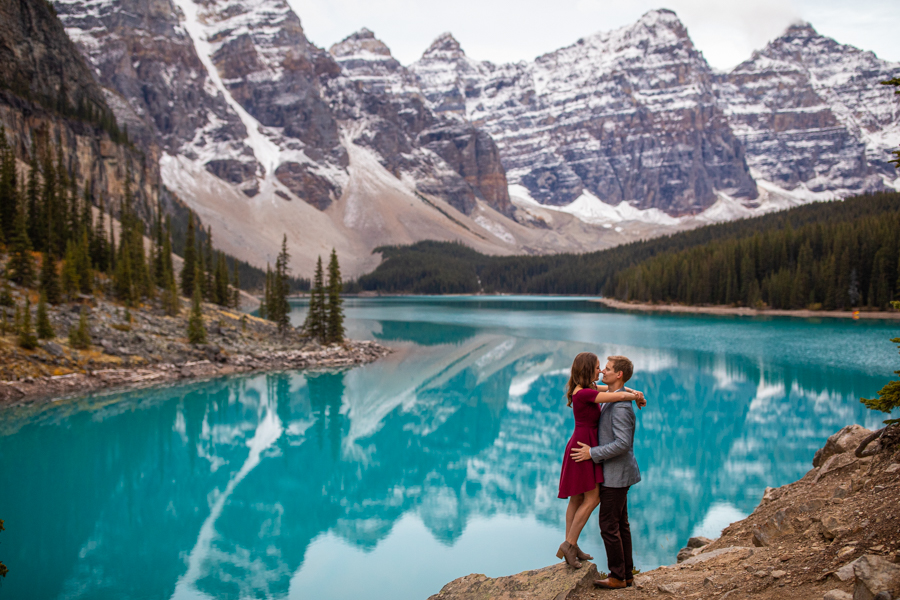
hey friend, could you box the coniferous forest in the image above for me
[355,191,900,310]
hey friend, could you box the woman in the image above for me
[556,352,643,568]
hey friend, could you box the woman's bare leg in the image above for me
[565,485,600,545]
[565,494,584,539]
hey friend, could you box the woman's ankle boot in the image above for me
[556,541,582,569]
[574,543,593,561]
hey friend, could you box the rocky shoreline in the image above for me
[0,291,391,408]
[593,298,900,320]
[429,424,900,600]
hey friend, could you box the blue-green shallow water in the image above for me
[1,297,897,600]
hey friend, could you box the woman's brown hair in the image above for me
[565,352,598,406]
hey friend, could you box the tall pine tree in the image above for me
[272,235,291,333]
[304,256,327,342]
[180,212,197,296]
[8,201,35,286]
[326,248,345,344]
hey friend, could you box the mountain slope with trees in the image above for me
[356,192,900,311]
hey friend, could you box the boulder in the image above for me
[853,555,900,600]
[822,514,849,542]
[753,509,794,546]
[815,452,860,483]
[688,536,713,548]
[814,425,872,468]
[428,562,599,600]
[836,559,863,582]
[658,582,686,594]
[677,547,694,563]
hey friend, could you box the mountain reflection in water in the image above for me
[0,297,893,600]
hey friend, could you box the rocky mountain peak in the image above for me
[718,16,899,199]
[575,7,695,60]
[782,21,819,39]
[330,27,393,59]
[421,32,465,59]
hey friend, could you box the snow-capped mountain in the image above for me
[716,22,900,201]
[52,1,900,277]
[412,10,759,215]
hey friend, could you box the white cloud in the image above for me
[286,0,899,71]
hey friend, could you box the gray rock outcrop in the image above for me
[427,561,599,600]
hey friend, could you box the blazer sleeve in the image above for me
[590,404,635,463]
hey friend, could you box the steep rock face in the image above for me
[412,10,758,215]
[0,97,158,221]
[54,0,254,188]
[199,0,343,158]
[416,124,512,216]
[0,0,157,220]
[0,0,109,116]
[716,23,900,198]
[326,28,510,216]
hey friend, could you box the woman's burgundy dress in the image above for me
[558,388,604,498]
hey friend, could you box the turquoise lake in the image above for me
[1,297,897,600]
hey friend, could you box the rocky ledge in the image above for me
[0,293,391,407]
[430,424,900,600]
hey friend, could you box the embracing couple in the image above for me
[556,352,646,590]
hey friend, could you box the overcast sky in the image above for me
[286,0,900,71]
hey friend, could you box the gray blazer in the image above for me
[589,401,641,488]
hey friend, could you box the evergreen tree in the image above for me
[81,182,93,248]
[0,126,16,243]
[108,199,116,272]
[271,235,291,333]
[122,170,150,298]
[181,212,197,296]
[18,297,37,349]
[232,261,241,309]
[36,292,54,339]
[69,179,81,246]
[0,280,13,308]
[163,274,180,316]
[326,248,345,344]
[25,146,41,251]
[76,229,92,294]
[61,239,80,300]
[114,236,134,304]
[204,226,214,301]
[861,318,900,424]
[187,265,207,344]
[8,201,35,286]
[91,194,109,272]
[153,200,166,288]
[214,252,228,306]
[68,306,91,349]
[304,256,327,342]
[40,252,61,304]
[197,239,207,300]
[161,217,179,316]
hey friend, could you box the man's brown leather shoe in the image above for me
[593,577,626,589]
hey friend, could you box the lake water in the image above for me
[1,297,897,600]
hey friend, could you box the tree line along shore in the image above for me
[352,191,900,314]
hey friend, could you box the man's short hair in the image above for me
[607,355,633,383]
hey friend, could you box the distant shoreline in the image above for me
[592,297,900,320]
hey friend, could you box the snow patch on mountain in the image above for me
[171,0,280,174]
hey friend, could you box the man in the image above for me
[570,355,641,590]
